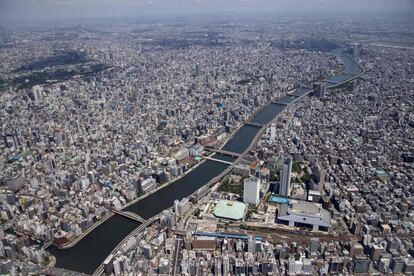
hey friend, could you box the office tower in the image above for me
[6,174,24,192]
[174,199,180,219]
[319,82,326,98]
[390,257,404,273]
[279,156,292,197]
[312,82,326,98]
[194,64,200,77]
[329,258,345,273]
[31,85,43,102]
[288,258,303,275]
[351,255,371,274]
[113,259,121,275]
[143,245,153,258]
[311,162,325,191]
[378,257,391,273]
[350,242,364,257]
[222,256,230,275]
[353,43,361,58]
[270,124,276,141]
[248,236,255,253]
[370,244,385,261]
[309,238,320,254]
[243,177,260,206]
[103,255,114,275]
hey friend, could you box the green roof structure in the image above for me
[213,200,246,220]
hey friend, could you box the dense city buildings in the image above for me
[0,5,413,276]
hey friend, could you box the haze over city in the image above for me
[0,0,413,275]
[1,0,414,22]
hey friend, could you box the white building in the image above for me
[269,124,276,141]
[174,147,189,161]
[189,144,204,156]
[174,198,191,218]
[139,178,156,194]
[288,258,303,275]
[277,200,331,231]
[243,177,260,206]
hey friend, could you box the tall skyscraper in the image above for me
[243,177,260,206]
[319,82,326,98]
[309,238,320,255]
[313,82,326,98]
[194,64,200,77]
[174,199,180,220]
[31,85,43,102]
[247,236,256,253]
[270,124,276,142]
[279,155,292,197]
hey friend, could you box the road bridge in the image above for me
[244,122,264,128]
[270,100,289,106]
[112,209,146,223]
[206,148,241,158]
[41,241,52,250]
[204,156,234,165]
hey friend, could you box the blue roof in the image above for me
[9,155,21,162]
[193,232,262,241]
[269,195,289,204]
[104,180,113,189]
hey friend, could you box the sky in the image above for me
[1,0,413,22]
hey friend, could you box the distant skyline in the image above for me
[1,0,414,23]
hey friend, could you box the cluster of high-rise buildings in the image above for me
[0,14,413,276]
[0,18,335,271]
[98,37,414,275]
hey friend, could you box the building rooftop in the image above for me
[269,195,289,204]
[278,200,331,228]
[213,200,246,220]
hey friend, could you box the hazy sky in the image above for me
[1,0,414,22]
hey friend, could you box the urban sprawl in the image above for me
[0,16,414,275]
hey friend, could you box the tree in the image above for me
[194,208,201,217]
[301,170,311,183]
[292,162,302,174]
[269,169,279,181]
